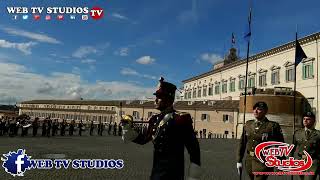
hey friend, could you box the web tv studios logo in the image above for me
[1,149,124,177]
[254,141,314,175]
[6,6,104,21]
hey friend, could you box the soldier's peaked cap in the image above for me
[303,111,315,119]
[253,101,268,110]
[153,77,177,98]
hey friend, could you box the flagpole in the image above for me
[293,32,298,141]
[291,26,307,180]
[241,6,252,180]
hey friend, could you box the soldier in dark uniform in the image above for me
[4,119,9,135]
[237,101,284,180]
[14,119,19,136]
[0,118,4,136]
[90,120,94,136]
[113,122,117,136]
[292,111,320,180]
[97,120,101,135]
[42,119,47,136]
[122,77,201,180]
[47,119,52,137]
[78,120,84,136]
[100,122,105,136]
[20,119,27,137]
[9,118,16,137]
[118,123,122,136]
[52,120,58,136]
[32,117,39,136]
[60,120,66,136]
[69,120,75,136]
[108,121,112,135]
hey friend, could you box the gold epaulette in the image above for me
[175,111,190,116]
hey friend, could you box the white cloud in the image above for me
[1,27,61,44]
[72,43,109,59]
[114,47,129,56]
[120,67,138,75]
[0,62,156,103]
[81,59,96,64]
[111,13,129,20]
[142,74,157,80]
[200,53,223,64]
[72,46,98,58]
[0,39,37,55]
[136,56,155,65]
[120,67,157,80]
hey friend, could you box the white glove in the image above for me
[121,124,138,143]
[187,163,201,180]
[236,162,242,175]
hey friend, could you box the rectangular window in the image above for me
[229,80,235,92]
[214,83,220,94]
[239,78,244,90]
[302,63,314,79]
[222,82,227,93]
[248,76,255,88]
[184,92,187,99]
[193,89,197,98]
[271,71,280,85]
[208,86,213,96]
[198,88,202,98]
[259,74,267,87]
[188,91,192,99]
[223,115,229,123]
[203,87,207,97]
[133,111,140,119]
[201,114,209,121]
[286,68,295,82]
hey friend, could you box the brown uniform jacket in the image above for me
[292,128,320,160]
[237,118,284,163]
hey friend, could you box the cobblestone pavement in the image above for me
[0,130,314,180]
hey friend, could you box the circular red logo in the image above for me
[90,7,104,20]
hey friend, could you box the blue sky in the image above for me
[0,0,319,103]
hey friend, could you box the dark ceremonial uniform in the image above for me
[78,122,83,136]
[69,123,74,136]
[133,111,200,180]
[237,118,284,180]
[32,119,39,136]
[90,121,94,136]
[60,121,66,136]
[41,121,47,136]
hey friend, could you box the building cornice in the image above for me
[182,31,320,83]
[20,107,116,114]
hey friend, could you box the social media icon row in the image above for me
[12,14,89,20]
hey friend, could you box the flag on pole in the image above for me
[295,34,307,66]
[244,8,252,42]
[232,33,235,44]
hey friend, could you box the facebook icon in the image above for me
[1,149,32,176]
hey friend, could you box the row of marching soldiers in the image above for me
[0,116,147,137]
